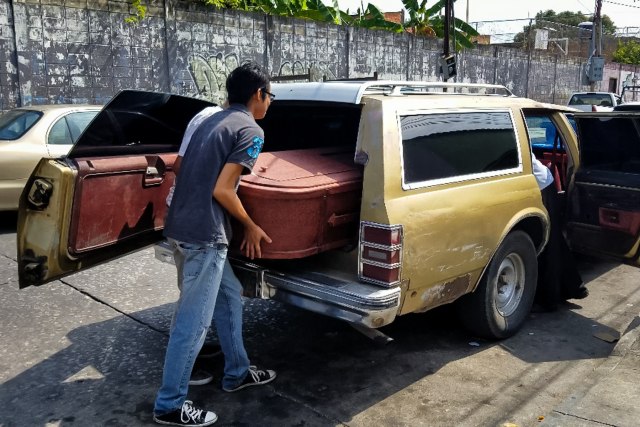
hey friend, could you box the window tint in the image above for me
[569,94,612,106]
[400,112,519,185]
[257,101,362,152]
[48,118,73,145]
[0,110,43,140]
[66,111,98,142]
[577,117,640,174]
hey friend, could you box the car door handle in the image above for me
[144,156,166,187]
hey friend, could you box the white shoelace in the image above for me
[181,400,203,423]
[247,366,266,382]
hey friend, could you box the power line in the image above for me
[604,0,640,8]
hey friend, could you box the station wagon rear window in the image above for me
[400,111,520,187]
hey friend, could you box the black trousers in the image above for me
[536,184,584,310]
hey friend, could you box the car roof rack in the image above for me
[271,81,514,104]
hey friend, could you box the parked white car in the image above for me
[567,92,622,111]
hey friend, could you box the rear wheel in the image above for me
[457,230,538,339]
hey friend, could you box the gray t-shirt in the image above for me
[164,104,265,245]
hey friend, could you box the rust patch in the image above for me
[420,274,471,309]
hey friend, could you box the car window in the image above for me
[66,111,98,142]
[0,110,43,140]
[400,111,519,186]
[524,114,565,152]
[577,117,640,174]
[569,94,611,106]
[48,118,73,145]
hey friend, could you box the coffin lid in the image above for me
[242,148,362,187]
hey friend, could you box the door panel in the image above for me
[17,90,215,288]
[568,113,640,265]
[18,154,176,288]
[68,155,173,254]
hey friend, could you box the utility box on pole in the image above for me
[588,56,605,82]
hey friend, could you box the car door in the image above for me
[17,90,214,288]
[45,110,100,157]
[566,112,640,266]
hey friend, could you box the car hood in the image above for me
[69,90,215,158]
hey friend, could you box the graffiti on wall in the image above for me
[185,53,340,103]
[187,53,240,104]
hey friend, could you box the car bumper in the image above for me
[154,241,401,329]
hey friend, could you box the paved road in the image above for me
[1,211,639,427]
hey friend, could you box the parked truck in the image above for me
[567,91,622,111]
[17,83,640,341]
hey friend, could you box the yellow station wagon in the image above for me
[16,83,640,341]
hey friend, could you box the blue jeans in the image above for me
[154,239,250,415]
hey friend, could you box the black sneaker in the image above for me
[153,400,217,426]
[197,342,222,360]
[189,368,213,386]
[223,365,276,392]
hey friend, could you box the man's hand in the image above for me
[213,163,273,259]
[240,224,272,259]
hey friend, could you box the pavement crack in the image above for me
[1,252,17,263]
[59,278,168,337]
[272,389,350,426]
[552,410,618,426]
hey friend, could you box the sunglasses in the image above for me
[261,88,276,101]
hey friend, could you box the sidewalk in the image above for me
[544,314,640,427]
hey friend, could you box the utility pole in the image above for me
[466,0,469,24]
[440,0,457,82]
[594,0,602,57]
[589,0,604,90]
[444,0,451,59]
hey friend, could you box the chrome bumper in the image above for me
[154,241,401,329]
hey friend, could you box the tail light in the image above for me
[359,221,403,287]
[592,104,597,112]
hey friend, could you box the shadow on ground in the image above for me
[0,290,620,426]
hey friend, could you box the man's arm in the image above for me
[213,163,272,259]
[173,156,183,176]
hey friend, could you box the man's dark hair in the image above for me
[226,62,270,105]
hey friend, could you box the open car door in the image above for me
[566,112,640,266]
[17,90,214,288]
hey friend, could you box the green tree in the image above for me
[513,9,616,47]
[612,40,640,65]
[402,0,478,50]
[126,0,477,50]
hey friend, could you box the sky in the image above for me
[325,0,640,30]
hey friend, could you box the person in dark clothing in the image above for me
[533,154,589,311]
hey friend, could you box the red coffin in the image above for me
[231,147,363,259]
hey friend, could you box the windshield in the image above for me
[568,94,613,107]
[0,110,43,140]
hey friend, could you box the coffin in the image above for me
[231,147,363,259]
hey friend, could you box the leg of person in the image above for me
[558,236,589,300]
[170,240,216,386]
[214,258,276,392]
[153,241,227,426]
[535,185,562,311]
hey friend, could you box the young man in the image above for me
[153,63,276,427]
[166,103,225,387]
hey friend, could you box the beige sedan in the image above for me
[0,104,101,211]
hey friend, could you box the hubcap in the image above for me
[494,253,525,317]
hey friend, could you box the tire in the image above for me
[457,230,538,339]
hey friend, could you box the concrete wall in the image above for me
[1,0,638,111]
